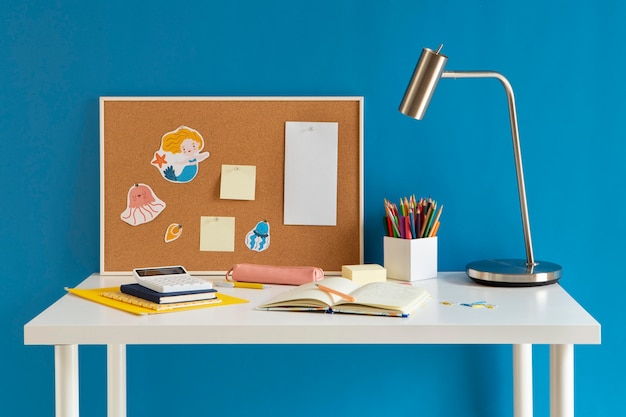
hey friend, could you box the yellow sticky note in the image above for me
[220,164,256,200]
[342,264,387,285]
[200,216,235,252]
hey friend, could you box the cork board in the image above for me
[100,97,363,274]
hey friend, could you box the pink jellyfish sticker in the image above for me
[120,183,166,226]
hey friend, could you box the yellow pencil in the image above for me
[429,221,440,237]
[429,205,444,237]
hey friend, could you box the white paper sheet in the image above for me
[283,121,338,226]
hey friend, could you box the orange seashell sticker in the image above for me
[164,223,183,243]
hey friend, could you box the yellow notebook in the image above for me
[66,286,248,315]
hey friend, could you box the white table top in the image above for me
[24,272,600,346]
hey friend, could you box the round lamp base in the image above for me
[466,259,562,287]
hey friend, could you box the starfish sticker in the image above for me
[151,152,167,168]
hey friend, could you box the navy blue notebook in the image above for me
[120,283,217,304]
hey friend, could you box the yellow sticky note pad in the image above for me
[342,264,387,285]
[200,216,235,252]
[220,164,256,200]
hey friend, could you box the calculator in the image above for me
[133,266,213,293]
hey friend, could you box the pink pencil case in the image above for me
[226,263,324,285]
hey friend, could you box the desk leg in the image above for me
[513,344,533,417]
[55,345,79,417]
[107,344,127,417]
[550,344,574,417]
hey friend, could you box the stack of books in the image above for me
[120,283,218,304]
[67,281,254,316]
[103,282,221,311]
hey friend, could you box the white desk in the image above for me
[24,272,600,417]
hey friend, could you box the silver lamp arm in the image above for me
[441,71,535,266]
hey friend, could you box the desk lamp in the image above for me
[399,44,562,286]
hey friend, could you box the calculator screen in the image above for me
[136,266,186,277]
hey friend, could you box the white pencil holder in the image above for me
[383,236,438,281]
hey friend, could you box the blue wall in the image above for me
[2,1,621,416]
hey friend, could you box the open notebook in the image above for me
[258,277,431,317]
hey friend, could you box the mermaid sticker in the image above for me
[151,126,210,183]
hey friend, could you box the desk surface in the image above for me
[24,272,600,346]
